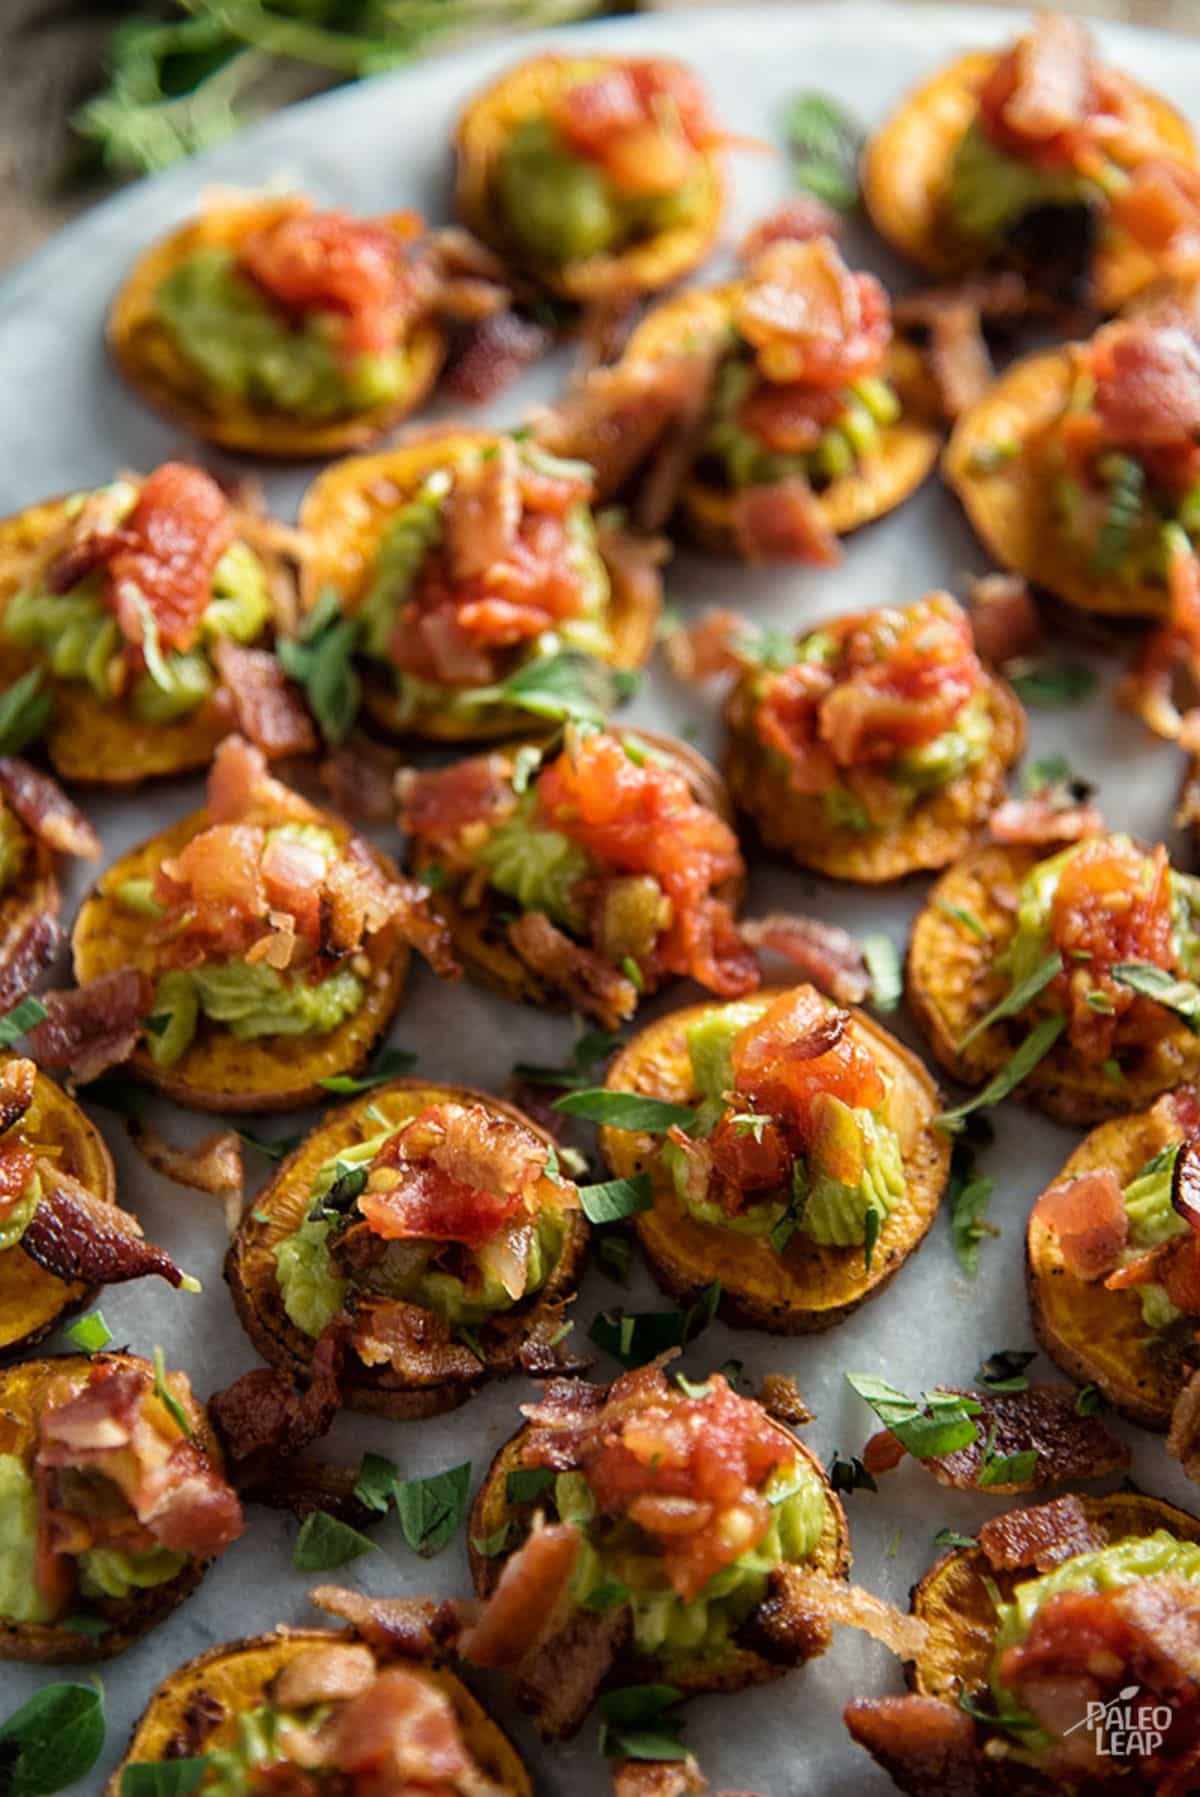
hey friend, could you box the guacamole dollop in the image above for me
[945,118,1099,247]
[705,361,900,493]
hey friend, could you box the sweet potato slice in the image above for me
[724,671,1025,883]
[597,987,950,1332]
[297,428,661,743]
[71,808,409,1114]
[407,729,742,1013]
[225,1080,588,1420]
[619,287,940,556]
[467,1409,849,1701]
[454,54,723,301]
[862,49,1196,313]
[107,194,445,460]
[0,1351,222,1664]
[106,1627,532,1794]
[0,1059,116,1358]
[0,491,299,786]
[1027,1090,1199,1428]
[908,842,1200,1124]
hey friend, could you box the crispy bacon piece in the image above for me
[211,641,318,760]
[1112,157,1200,258]
[20,1161,189,1289]
[926,302,995,420]
[968,572,1044,665]
[844,1696,983,1796]
[737,238,891,390]
[398,753,518,841]
[508,911,640,1030]
[0,1057,36,1135]
[108,463,235,654]
[1169,1365,1200,1481]
[270,1643,377,1709]
[128,1120,243,1231]
[739,915,871,1005]
[1032,1169,1130,1278]
[305,1665,506,1790]
[208,1315,346,1488]
[1119,536,1200,746]
[729,988,884,1140]
[664,608,747,682]
[350,1295,484,1386]
[539,348,717,502]
[867,1385,1129,1494]
[989,12,1094,150]
[731,475,840,564]
[1091,319,1200,456]
[0,760,99,860]
[309,1586,471,1663]
[442,310,554,405]
[443,436,521,582]
[358,1102,558,1247]
[461,1521,582,1670]
[0,905,59,1016]
[24,969,151,1086]
[979,1493,1106,1574]
[318,736,400,826]
[552,59,729,197]
[990,786,1103,846]
[770,1566,929,1660]
[611,1759,707,1797]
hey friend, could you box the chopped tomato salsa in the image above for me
[754,593,983,798]
[1061,321,1200,497]
[1046,837,1179,1060]
[357,1103,560,1249]
[730,988,885,1141]
[552,59,728,196]
[736,237,891,394]
[534,731,757,995]
[975,13,1131,171]
[0,1139,36,1221]
[571,1367,793,1600]
[239,206,423,361]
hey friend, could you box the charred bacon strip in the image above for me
[309,1585,472,1660]
[0,1056,36,1134]
[845,1695,982,1797]
[0,905,60,1016]
[863,1385,1129,1494]
[508,911,640,1031]
[25,969,151,1086]
[0,759,100,861]
[212,641,318,760]
[740,915,871,1005]
[21,1161,189,1289]
[978,1493,1105,1574]
[208,1313,346,1488]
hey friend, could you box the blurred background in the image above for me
[1,0,1193,273]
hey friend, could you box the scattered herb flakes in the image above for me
[937,1015,1066,1129]
[510,743,544,794]
[319,1045,418,1093]
[555,1088,698,1132]
[977,1350,1036,1393]
[933,1527,978,1552]
[590,1281,721,1370]
[488,648,634,729]
[862,933,901,1012]
[353,1451,399,1515]
[471,1525,513,1559]
[597,1685,687,1763]
[581,1579,631,1613]
[0,994,47,1050]
[863,1204,881,1273]
[579,1172,653,1225]
[846,1375,982,1459]
[977,1424,1038,1490]
[277,591,362,747]
[784,91,862,212]
[957,950,1063,1051]
[1005,657,1099,707]
[151,1346,192,1439]
[64,1312,112,1353]
[621,955,645,993]
[120,1762,210,1795]
[505,1466,556,1506]
[0,1682,106,1796]
[394,1462,472,1556]
[597,1228,634,1284]
[1112,962,1200,1029]
[1075,1383,1104,1417]
[237,1127,304,1163]
[828,1452,878,1495]
[293,1510,376,1572]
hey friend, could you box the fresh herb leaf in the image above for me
[828,1452,877,1495]
[597,1228,634,1284]
[937,901,989,942]
[937,1015,1066,1129]
[0,995,47,1049]
[61,1611,109,1639]
[152,1346,192,1439]
[933,1528,978,1551]
[485,649,634,729]
[120,1761,210,1795]
[579,1173,653,1224]
[513,1026,623,1090]
[0,1682,106,1795]
[554,1089,698,1132]
[977,1350,1036,1393]
[236,1127,303,1163]
[957,951,1063,1050]
[353,1452,399,1515]
[277,593,362,747]
[1006,658,1098,707]
[1112,962,1200,1028]
[82,1072,149,1120]
[862,934,901,1012]
[394,1462,472,1556]
[471,1525,512,1559]
[598,1685,687,1763]
[863,1204,880,1272]
[64,1311,112,1353]
[784,91,862,211]
[590,1282,720,1370]
[580,1579,631,1612]
[846,1375,982,1458]
[0,669,52,757]
[1075,1383,1103,1417]
[509,744,544,795]
[318,1045,418,1093]
[957,1691,1043,1736]
[977,1425,1038,1490]
[293,1510,376,1572]
[505,1466,556,1506]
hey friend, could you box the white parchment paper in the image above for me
[2,7,1199,1790]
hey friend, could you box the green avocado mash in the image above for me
[154,246,414,421]
[945,118,1101,247]
[1105,1142,1191,1333]
[0,1169,40,1253]
[78,1543,187,1600]
[704,358,900,492]
[147,962,363,1066]
[552,1454,829,1658]
[478,792,593,928]
[496,115,707,267]
[193,1702,316,1797]
[0,1454,50,1623]
[662,998,905,1247]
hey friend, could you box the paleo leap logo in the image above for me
[1064,1685,1172,1758]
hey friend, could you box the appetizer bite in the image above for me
[847,1490,1200,1793]
[714,591,1025,881]
[463,1355,849,1735]
[72,734,452,1112]
[0,1351,242,1662]
[455,54,735,300]
[594,986,949,1331]
[0,462,309,784]
[399,725,755,1026]
[108,1621,532,1796]
[297,430,661,742]
[227,1080,587,1419]
[107,194,511,457]
[1028,1086,1200,1428]
[863,10,1197,312]
[909,833,1200,1123]
[0,758,99,1005]
[947,313,1200,617]
[544,234,938,559]
[0,1056,192,1357]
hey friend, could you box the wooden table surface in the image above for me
[1,0,1193,273]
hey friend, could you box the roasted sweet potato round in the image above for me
[597,988,950,1332]
[407,729,743,1013]
[1027,1091,1198,1429]
[910,1490,1200,1705]
[723,670,1025,883]
[621,287,940,556]
[454,54,723,301]
[944,345,1173,619]
[107,194,445,459]
[0,1352,221,1664]
[0,1060,116,1359]
[106,1627,532,1794]
[468,1406,850,1699]
[226,1080,589,1419]
[0,490,298,785]
[908,843,1200,1124]
[862,49,1195,313]
[72,810,409,1114]
[297,428,661,743]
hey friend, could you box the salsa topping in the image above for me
[239,206,426,362]
[553,58,729,194]
[976,12,1118,169]
[735,238,891,394]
